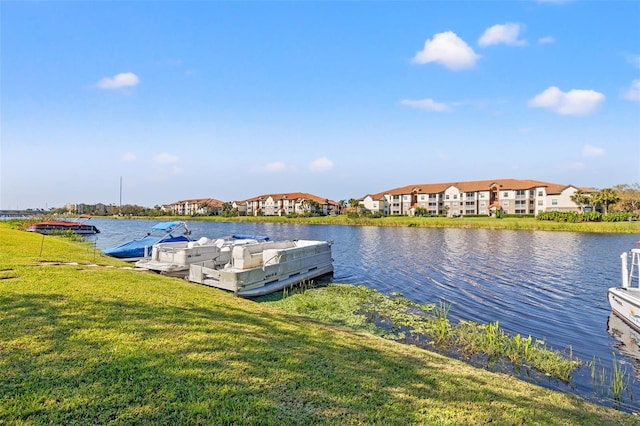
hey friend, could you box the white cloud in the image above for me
[528,86,605,115]
[538,36,555,45]
[97,72,140,89]
[412,31,480,71]
[400,99,452,112]
[478,23,526,47]
[122,152,136,162]
[621,79,640,102]
[153,152,180,164]
[583,145,605,157]
[264,161,286,172]
[309,157,334,172]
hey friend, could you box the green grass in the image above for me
[1,224,638,425]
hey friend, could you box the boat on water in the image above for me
[608,248,640,333]
[135,234,270,277]
[187,239,333,297]
[102,221,192,261]
[27,219,100,235]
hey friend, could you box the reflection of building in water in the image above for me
[607,313,640,379]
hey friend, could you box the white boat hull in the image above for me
[608,287,640,333]
[188,239,333,297]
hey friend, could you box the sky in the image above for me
[1,1,639,210]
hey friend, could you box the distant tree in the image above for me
[299,199,321,216]
[222,202,237,216]
[612,183,640,213]
[570,190,591,212]
[591,188,620,214]
[414,207,428,216]
[348,198,360,213]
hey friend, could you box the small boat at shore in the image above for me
[27,219,100,235]
[187,239,333,297]
[135,234,270,277]
[608,248,640,332]
[102,221,192,261]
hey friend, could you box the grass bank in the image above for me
[120,215,640,234]
[1,225,637,425]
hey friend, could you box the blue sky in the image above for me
[2,1,639,210]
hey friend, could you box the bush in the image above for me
[536,211,637,223]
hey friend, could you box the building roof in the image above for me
[363,178,584,197]
[242,192,339,206]
[168,198,225,208]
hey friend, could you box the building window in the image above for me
[503,201,510,206]
[537,200,543,206]
[453,202,458,207]
[552,199,558,206]
[538,190,543,196]
[479,201,486,207]
[479,193,485,198]
[445,195,450,200]
[453,194,458,200]
[503,191,509,197]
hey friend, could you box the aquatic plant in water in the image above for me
[265,284,581,382]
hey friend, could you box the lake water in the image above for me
[87,218,640,412]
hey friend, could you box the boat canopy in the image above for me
[151,221,185,231]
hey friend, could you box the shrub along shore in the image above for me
[1,223,638,424]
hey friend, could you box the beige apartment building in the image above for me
[233,192,340,216]
[360,179,594,217]
[162,198,225,216]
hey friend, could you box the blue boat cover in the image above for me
[151,221,184,231]
[103,234,190,259]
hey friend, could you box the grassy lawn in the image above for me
[1,224,638,425]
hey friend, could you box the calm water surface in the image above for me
[88,218,640,412]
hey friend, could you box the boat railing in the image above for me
[629,249,640,289]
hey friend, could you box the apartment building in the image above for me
[360,179,594,217]
[234,192,340,216]
[163,198,225,216]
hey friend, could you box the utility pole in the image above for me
[119,176,122,216]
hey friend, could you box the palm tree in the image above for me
[591,188,620,214]
[570,190,591,212]
[348,198,360,213]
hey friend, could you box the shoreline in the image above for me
[97,214,640,234]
